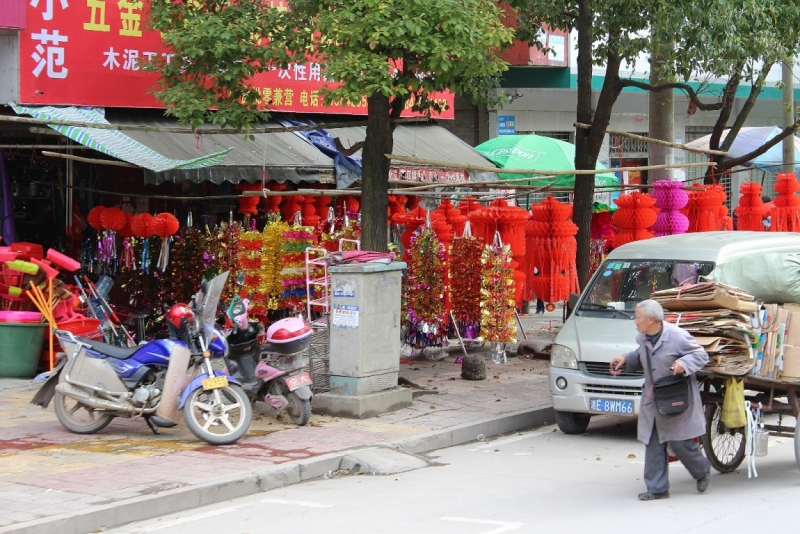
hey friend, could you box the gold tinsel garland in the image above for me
[259,220,290,311]
[480,243,517,343]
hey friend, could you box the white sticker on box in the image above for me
[333,305,359,328]
[333,279,356,298]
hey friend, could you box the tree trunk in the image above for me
[648,41,673,181]
[573,0,594,290]
[361,93,394,252]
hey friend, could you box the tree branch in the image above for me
[718,120,800,172]
[620,79,726,111]
[721,64,771,152]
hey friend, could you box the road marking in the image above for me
[466,426,554,451]
[261,497,333,508]
[122,504,246,533]
[441,516,527,534]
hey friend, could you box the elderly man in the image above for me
[609,299,711,501]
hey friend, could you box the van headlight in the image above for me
[551,345,578,369]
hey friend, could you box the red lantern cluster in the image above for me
[526,196,579,304]
[770,172,800,232]
[302,197,320,227]
[393,206,427,261]
[683,184,728,232]
[281,195,304,222]
[735,182,768,231]
[612,192,658,248]
[431,199,467,237]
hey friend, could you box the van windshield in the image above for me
[579,260,714,317]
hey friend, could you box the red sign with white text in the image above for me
[18,1,454,118]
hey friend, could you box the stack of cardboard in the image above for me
[653,282,758,376]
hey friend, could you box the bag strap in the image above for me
[642,342,656,402]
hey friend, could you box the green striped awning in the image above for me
[11,105,231,172]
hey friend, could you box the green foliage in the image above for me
[147,0,513,128]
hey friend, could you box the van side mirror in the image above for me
[566,293,580,318]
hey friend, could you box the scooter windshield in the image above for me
[198,271,229,343]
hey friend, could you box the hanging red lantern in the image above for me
[525,196,579,305]
[770,172,800,232]
[302,197,320,227]
[612,192,658,247]
[393,206,427,260]
[735,182,767,231]
[99,206,127,232]
[130,213,155,238]
[153,213,180,238]
[117,212,135,238]
[87,206,105,231]
[651,180,689,237]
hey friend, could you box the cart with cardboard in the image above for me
[652,282,800,474]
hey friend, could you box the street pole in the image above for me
[782,59,795,173]
[649,41,674,182]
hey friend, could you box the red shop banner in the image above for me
[18,1,454,118]
[389,167,469,184]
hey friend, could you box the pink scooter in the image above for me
[254,317,314,426]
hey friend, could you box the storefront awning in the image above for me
[326,123,500,185]
[10,105,232,172]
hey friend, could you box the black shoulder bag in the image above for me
[644,345,691,416]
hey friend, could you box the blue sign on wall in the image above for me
[498,116,516,136]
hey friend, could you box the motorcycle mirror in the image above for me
[201,279,209,294]
[235,272,246,286]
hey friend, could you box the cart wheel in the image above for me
[701,403,746,473]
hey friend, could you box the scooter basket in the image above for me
[229,338,258,359]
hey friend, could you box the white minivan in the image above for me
[549,231,800,434]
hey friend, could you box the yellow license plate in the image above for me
[202,375,229,390]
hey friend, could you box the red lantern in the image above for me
[131,213,155,238]
[393,206,427,261]
[612,192,658,247]
[153,213,180,238]
[302,197,320,227]
[99,207,127,232]
[525,196,579,304]
[117,212,135,238]
[770,172,800,232]
[87,206,105,231]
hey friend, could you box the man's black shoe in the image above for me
[697,468,711,493]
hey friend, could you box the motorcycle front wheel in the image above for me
[53,392,115,434]
[183,384,252,445]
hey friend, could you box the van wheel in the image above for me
[555,410,592,434]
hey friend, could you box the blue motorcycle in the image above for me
[32,271,252,445]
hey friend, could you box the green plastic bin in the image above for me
[0,323,48,378]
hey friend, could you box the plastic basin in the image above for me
[0,323,48,378]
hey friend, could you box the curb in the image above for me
[0,406,554,534]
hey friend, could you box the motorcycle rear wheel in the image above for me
[286,391,311,426]
[53,392,115,434]
[183,384,252,445]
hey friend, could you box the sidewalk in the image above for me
[0,311,562,534]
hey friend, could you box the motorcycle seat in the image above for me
[77,337,141,360]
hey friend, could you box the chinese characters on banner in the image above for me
[388,167,468,184]
[19,1,454,117]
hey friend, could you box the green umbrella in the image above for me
[475,134,619,187]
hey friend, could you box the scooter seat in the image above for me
[77,337,141,360]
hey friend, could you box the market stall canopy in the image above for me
[106,110,336,185]
[685,126,800,174]
[475,134,618,187]
[10,105,231,173]
[324,123,500,187]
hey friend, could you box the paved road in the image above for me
[108,416,800,534]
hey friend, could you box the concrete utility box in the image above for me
[313,261,412,419]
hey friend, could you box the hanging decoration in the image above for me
[302,196,320,227]
[449,231,483,340]
[527,196,579,305]
[259,219,290,312]
[590,202,615,275]
[393,206,427,261]
[612,192,658,248]
[431,199,467,237]
[236,182,262,215]
[237,230,266,311]
[480,237,517,344]
[281,195,304,222]
[100,207,127,232]
[770,172,800,232]
[279,224,315,311]
[87,206,105,231]
[735,182,768,231]
[458,196,482,218]
[152,213,180,272]
[403,226,447,348]
[131,213,155,238]
[651,180,690,237]
[684,184,728,232]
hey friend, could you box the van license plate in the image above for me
[590,398,633,414]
